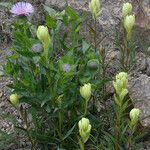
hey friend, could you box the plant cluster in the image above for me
[115,2,136,72]
[2,0,144,149]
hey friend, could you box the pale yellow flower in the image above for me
[80,83,92,101]
[122,2,132,17]
[78,117,91,143]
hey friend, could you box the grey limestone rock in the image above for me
[129,74,150,127]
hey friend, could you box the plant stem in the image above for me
[26,128,36,150]
[92,18,97,110]
[83,101,88,117]
[58,106,64,148]
[79,139,85,150]
[115,104,122,150]
[18,108,36,149]
[127,134,133,150]
[127,128,135,149]
[94,18,97,53]
[59,110,63,138]
[101,47,106,100]
[65,0,68,6]
[124,35,129,72]
[122,22,129,72]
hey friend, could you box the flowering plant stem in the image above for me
[79,138,85,150]
[83,101,88,117]
[127,130,134,150]
[58,105,64,147]
[121,22,130,72]
[99,47,106,100]
[59,111,62,137]
[127,123,137,149]
[92,18,97,110]
[18,108,36,150]
[94,18,97,53]
[94,18,107,102]
[123,30,129,72]
[43,47,49,62]
[115,106,122,150]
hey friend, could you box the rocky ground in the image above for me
[0,0,150,149]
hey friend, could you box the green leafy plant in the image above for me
[101,72,142,150]
[3,1,145,149]
[4,3,101,149]
[115,2,137,72]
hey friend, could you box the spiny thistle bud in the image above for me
[32,43,43,53]
[80,83,92,102]
[10,94,19,106]
[113,72,128,105]
[129,108,140,126]
[122,2,132,17]
[89,0,101,20]
[87,59,99,71]
[124,15,135,40]
[37,25,51,51]
[78,117,91,143]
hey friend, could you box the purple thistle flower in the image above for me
[62,64,71,73]
[10,2,34,16]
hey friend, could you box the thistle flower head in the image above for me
[87,59,99,71]
[10,2,34,16]
[62,64,71,73]
[32,43,43,53]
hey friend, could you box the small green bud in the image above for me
[122,3,132,17]
[80,83,92,101]
[78,117,91,143]
[129,108,140,126]
[124,15,135,40]
[89,0,101,19]
[10,94,19,106]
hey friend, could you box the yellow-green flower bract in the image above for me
[89,0,101,19]
[113,72,128,96]
[124,15,135,40]
[130,108,140,126]
[122,2,132,17]
[80,83,92,102]
[78,117,91,143]
[37,25,51,56]
[113,72,128,105]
